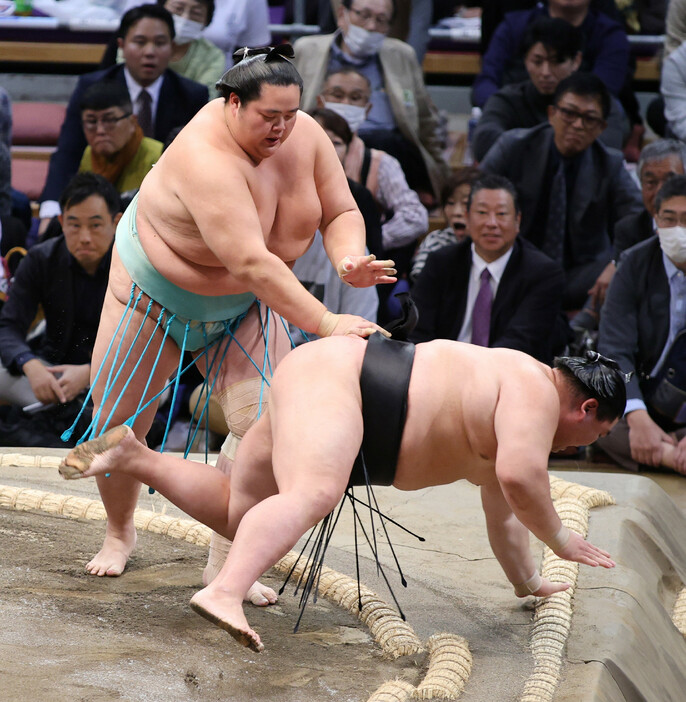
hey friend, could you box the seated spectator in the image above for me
[293,0,450,202]
[472,0,631,109]
[317,68,428,255]
[472,16,627,162]
[410,166,480,282]
[480,72,642,313]
[0,173,120,447]
[78,82,163,198]
[596,175,686,474]
[661,39,686,144]
[38,3,207,235]
[614,139,686,256]
[410,174,566,365]
[202,0,271,69]
[0,139,9,218]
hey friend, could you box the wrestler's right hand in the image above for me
[517,577,570,598]
[317,311,391,339]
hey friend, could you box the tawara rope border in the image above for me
[518,476,616,702]
[0,472,472,701]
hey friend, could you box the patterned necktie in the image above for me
[471,267,492,347]
[136,89,153,138]
[543,159,567,263]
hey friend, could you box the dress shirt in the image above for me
[457,244,514,342]
[124,69,164,128]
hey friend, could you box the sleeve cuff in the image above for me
[12,351,36,374]
[624,398,647,415]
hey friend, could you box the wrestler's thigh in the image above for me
[268,345,363,496]
[90,285,181,438]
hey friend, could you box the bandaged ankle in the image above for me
[545,525,571,553]
[317,310,338,337]
[513,570,542,597]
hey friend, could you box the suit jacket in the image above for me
[479,123,643,267]
[0,236,110,370]
[598,236,670,404]
[472,80,626,162]
[409,237,565,364]
[292,33,449,197]
[40,64,208,203]
[613,208,654,257]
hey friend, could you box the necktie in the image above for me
[136,89,153,138]
[543,160,567,263]
[471,267,492,347]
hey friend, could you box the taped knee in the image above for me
[217,377,269,437]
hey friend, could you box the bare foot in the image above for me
[86,525,137,577]
[190,587,264,652]
[245,581,278,607]
[59,425,136,480]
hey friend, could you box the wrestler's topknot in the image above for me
[216,44,303,104]
[554,351,628,421]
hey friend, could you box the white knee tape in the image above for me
[220,431,241,462]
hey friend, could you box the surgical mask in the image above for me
[323,101,368,133]
[657,225,686,263]
[173,15,205,45]
[343,23,385,58]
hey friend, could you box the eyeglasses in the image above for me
[321,88,369,105]
[347,7,391,31]
[554,105,605,130]
[656,212,686,227]
[82,113,132,131]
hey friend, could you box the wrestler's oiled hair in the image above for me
[554,351,627,421]
[310,107,353,147]
[216,45,303,104]
[59,172,122,217]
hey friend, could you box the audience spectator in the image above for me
[105,0,225,94]
[0,86,10,149]
[78,82,163,197]
[410,174,565,365]
[202,0,271,69]
[0,173,120,446]
[480,73,642,313]
[661,39,686,144]
[665,0,686,58]
[614,139,686,256]
[596,175,686,474]
[472,16,627,161]
[38,4,207,233]
[471,0,633,125]
[0,140,9,218]
[317,68,428,254]
[293,0,450,202]
[410,166,480,282]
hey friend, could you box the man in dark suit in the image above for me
[0,173,120,420]
[597,175,686,474]
[614,139,686,256]
[480,72,642,312]
[410,174,565,365]
[38,4,207,233]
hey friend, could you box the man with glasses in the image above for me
[480,72,642,314]
[293,0,449,203]
[38,4,207,237]
[78,82,163,201]
[597,175,686,475]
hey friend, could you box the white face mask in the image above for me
[323,101,368,133]
[343,22,385,58]
[657,225,686,263]
[173,15,205,45]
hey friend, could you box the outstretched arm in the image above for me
[481,479,569,598]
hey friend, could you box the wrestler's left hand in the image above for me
[337,254,397,288]
[554,530,615,569]
[522,578,570,598]
[48,364,91,403]
[317,311,391,339]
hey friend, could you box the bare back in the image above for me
[129,100,328,297]
[394,341,559,490]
